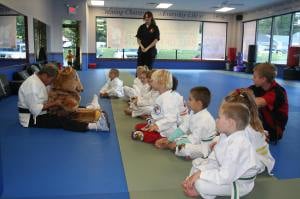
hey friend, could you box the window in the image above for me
[242,21,256,61]
[34,18,47,61]
[177,22,202,60]
[291,12,300,46]
[202,22,227,60]
[271,14,291,64]
[256,18,272,63]
[0,15,26,59]
[96,17,226,60]
[156,20,201,60]
[96,18,139,59]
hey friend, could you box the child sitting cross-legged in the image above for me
[123,65,150,100]
[99,68,124,98]
[131,69,183,144]
[124,70,159,118]
[223,88,275,174]
[154,86,216,159]
[182,102,257,199]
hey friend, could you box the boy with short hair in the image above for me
[65,50,74,66]
[182,103,257,199]
[155,86,216,159]
[249,63,288,142]
[99,68,124,98]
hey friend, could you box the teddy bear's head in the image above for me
[48,67,83,116]
[52,67,83,93]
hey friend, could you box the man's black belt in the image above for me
[18,107,30,113]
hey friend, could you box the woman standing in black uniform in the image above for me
[136,11,160,70]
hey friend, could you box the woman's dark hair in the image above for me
[172,75,178,91]
[38,47,47,62]
[143,11,156,25]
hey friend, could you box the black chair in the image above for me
[10,70,30,95]
[0,74,12,99]
[26,64,40,75]
[13,70,30,81]
[283,67,300,80]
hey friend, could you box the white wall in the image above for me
[1,0,53,53]
[1,0,89,54]
[50,0,88,53]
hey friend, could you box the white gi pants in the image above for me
[123,86,138,98]
[191,158,255,199]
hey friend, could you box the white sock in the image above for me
[88,123,97,130]
[87,94,100,109]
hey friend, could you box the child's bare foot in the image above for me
[183,186,199,197]
[154,138,169,149]
[100,93,109,98]
[168,142,177,151]
[124,108,132,116]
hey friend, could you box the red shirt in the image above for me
[249,81,288,139]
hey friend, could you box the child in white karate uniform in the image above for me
[123,66,149,99]
[224,88,275,174]
[131,69,183,144]
[155,86,216,159]
[171,75,189,126]
[99,68,124,98]
[125,70,159,118]
[182,103,257,199]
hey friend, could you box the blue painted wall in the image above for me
[0,54,292,81]
[47,53,63,64]
[29,54,36,63]
[0,59,27,80]
[86,53,226,70]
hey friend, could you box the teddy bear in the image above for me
[48,67,101,123]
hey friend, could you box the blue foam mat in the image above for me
[0,70,129,198]
[0,69,300,199]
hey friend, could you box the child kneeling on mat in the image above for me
[182,103,257,199]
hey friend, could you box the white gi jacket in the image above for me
[18,73,48,127]
[124,78,150,99]
[173,91,188,126]
[179,109,216,144]
[174,109,216,158]
[244,126,275,174]
[191,131,258,199]
[100,77,124,97]
[132,78,150,97]
[136,90,159,107]
[130,90,159,117]
[151,90,181,138]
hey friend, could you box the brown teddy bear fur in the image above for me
[48,67,101,122]
[48,67,83,116]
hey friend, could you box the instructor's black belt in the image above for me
[18,107,30,113]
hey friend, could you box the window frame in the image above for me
[95,16,228,61]
[242,10,300,64]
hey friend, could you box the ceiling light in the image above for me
[91,0,104,6]
[215,7,235,12]
[156,3,173,9]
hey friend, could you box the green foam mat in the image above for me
[111,71,300,199]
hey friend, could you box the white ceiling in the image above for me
[89,0,291,14]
